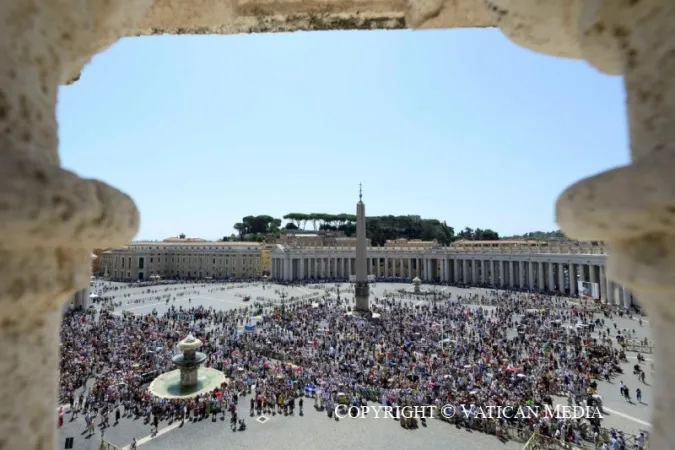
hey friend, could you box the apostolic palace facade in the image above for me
[99,234,634,308]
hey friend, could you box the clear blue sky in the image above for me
[57,28,629,241]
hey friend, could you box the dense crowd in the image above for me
[59,282,648,450]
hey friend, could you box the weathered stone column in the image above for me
[554,2,675,449]
[0,1,146,448]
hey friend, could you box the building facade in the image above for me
[270,241,635,307]
[99,237,263,281]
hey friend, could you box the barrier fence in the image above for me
[99,440,123,450]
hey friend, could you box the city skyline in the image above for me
[57,29,628,241]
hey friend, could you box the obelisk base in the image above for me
[354,281,370,312]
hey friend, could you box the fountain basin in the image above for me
[148,367,227,399]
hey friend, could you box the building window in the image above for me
[139,257,145,269]
[150,257,154,263]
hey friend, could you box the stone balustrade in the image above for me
[284,244,607,255]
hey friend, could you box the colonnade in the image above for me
[68,287,90,310]
[271,254,634,307]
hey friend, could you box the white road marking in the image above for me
[199,295,250,306]
[602,407,652,427]
[123,420,183,449]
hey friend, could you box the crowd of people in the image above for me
[59,280,649,450]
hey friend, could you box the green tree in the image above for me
[502,230,567,240]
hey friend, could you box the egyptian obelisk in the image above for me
[354,184,370,312]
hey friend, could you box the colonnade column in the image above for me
[519,262,525,289]
[622,287,632,308]
[537,262,544,292]
[599,266,607,302]
[455,259,460,282]
[569,263,577,296]
[527,262,534,290]
[607,280,615,305]
[509,261,515,287]
[557,263,565,294]
[590,265,598,297]
[616,285,624,306]
[399,259,404,279]
[547,263,555,291]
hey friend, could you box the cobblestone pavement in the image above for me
[74,281,655,448]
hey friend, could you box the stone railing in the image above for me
[279,245,606,256]
[99,441,123,450]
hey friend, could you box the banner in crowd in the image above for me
[577,281,600,299]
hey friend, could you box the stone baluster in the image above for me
[0,2,148,447]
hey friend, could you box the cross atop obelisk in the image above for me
[354,184,370,312]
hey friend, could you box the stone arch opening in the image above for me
[0,0,673,449]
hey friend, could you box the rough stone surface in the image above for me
[0,1,142,449]
[65,0,496,82]
[554,2,675,450]
[2,0,674,448]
